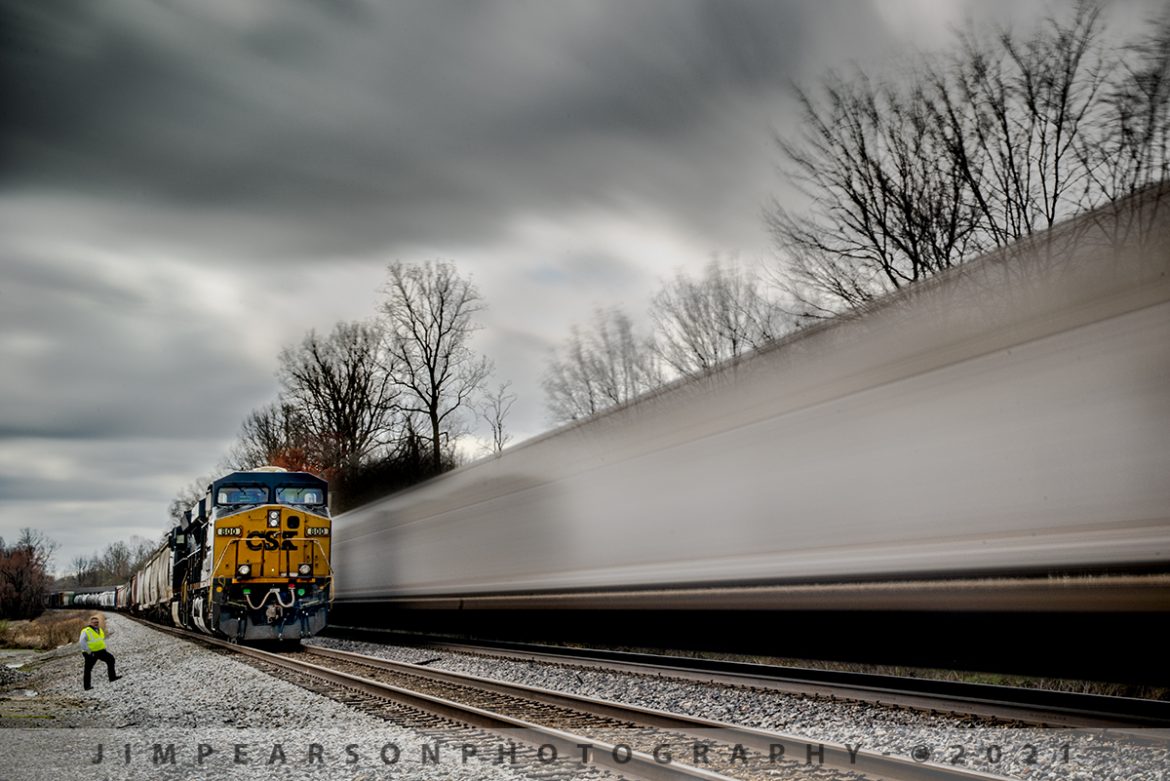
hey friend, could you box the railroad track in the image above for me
[134,618,1029,781]
[322,627,1170,729]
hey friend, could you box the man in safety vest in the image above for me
[79,615,121,690]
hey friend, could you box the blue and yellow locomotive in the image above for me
[172,466,332,641]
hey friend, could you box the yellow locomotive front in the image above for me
[175,467,332,641]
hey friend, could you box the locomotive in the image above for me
[58,467,333,642]
[166,466,332,641]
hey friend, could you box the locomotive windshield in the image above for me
[276,486,325,506]
[216,485,268,505]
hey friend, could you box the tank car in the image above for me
[67,586,118,609]
[169,467,332,641]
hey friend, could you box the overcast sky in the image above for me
[1,0,1159,574]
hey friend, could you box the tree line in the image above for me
[3,532,180,608]
[168,260,502,517]
[543,258,787,422]
[55,537,159,590]
[0,529,56,619]
[548,2,1168,416]
[767,3,1169,315]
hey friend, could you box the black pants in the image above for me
[82,650,116,689]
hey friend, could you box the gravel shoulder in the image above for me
[306,636,1170,781]
[5,617,1163,781]
[0,615,576,781]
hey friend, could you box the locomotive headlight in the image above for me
[236,564,251,577]
[267,509,280,527]
[297,563,312,576]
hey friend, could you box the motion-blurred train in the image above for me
[329,185,1170,670]
[52,468,333,642]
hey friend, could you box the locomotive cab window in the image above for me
[276,486,326,506]
[217,485,268,505]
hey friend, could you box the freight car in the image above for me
[130,540,172,624]
[329,186,1170,679]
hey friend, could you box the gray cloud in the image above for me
[0,246,275,440]
[2,0,869,261]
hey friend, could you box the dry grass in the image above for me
[0,610,95,650]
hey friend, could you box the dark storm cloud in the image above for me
[2,0,854,260]
[0,246,273,440]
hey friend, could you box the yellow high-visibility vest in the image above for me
[82,627,106,652]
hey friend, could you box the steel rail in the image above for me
[323,626,1170,728]
[127,619,743,781]
[134,618,1020,781]
[298,644,1021,781]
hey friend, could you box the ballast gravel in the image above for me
[0,662,31,688]
[306,637,1170,781]
[0,615,615,781]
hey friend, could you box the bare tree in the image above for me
[934,4,1109,245]
[228,402,315,472]
[543,308,661,423]
[768,4,1167,316]
[128,536,158,571]
[99,541,132,583]
[651,257,787,376]
[1079,11,1170,238]
[0,529,56,619]
[767,66,981,315]
[168,476,210,527]
[71,554,89,586]
[380,261,492,473]
[276,320,399,476]
[479,380,517,455]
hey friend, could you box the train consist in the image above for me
[53,188,1167,678]
[50,585,125,610]
[330,186,1170,628]
[53,468,333,642]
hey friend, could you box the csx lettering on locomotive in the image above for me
[246,530,299,551]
